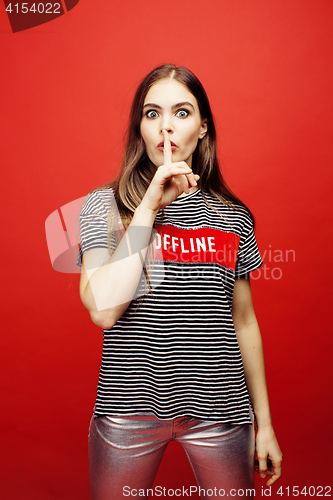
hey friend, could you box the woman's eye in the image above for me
[146,110,159,119]
[175,109,189,118]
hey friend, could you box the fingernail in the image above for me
[260,473,266,478]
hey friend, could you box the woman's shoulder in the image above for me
[203,190,254,226]
[80,186,115,217]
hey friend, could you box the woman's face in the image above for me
[140,79,207,168]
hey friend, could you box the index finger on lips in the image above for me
[163,130,172,164]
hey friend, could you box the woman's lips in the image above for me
[157,141,177,152]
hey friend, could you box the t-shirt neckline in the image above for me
[171,189,201,204]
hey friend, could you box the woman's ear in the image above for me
[199,119,208,139]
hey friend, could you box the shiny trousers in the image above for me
[88,413,255,499]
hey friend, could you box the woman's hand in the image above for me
[140,130,200,213]
[255,426,283,486]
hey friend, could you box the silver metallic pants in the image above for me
[88,413,255,499]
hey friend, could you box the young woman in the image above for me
[77,64,282,499]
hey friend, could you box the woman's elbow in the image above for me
[89,310,116,330]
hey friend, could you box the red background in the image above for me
[1,1,332,498]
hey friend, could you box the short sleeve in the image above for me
[235,216,263,278]
[76,188,115,267]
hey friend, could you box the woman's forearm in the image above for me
[232,278,282,485]
[80,203,158,329]
[235,318,273,429]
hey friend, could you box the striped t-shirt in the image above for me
[77,187,263,424]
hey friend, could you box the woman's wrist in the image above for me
[133,202,158,226]
[254,412,274,431]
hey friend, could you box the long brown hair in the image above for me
[101,63,254,226]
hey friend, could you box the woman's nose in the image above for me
[160,117,174,134]
[160,128,173,138]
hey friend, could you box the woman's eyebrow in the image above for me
[171,101,195,110]
[142,101,195,110]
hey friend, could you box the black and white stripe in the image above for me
[77,188,263,423]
